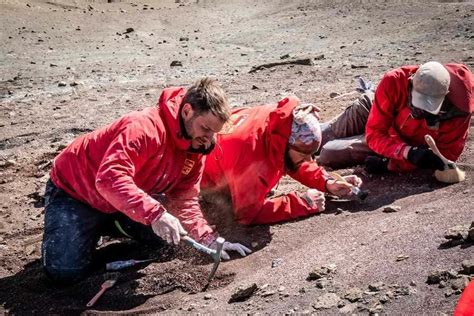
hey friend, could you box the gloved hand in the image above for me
[151,211,187,245]
[211,240,252,260]
[301,189,326,211]
[407,147,444,170]
[365,156,389,174]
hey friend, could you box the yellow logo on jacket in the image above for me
[181,158,195,175]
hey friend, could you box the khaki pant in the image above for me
[318,93,375,168]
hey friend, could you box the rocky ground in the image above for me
[0,0,473,314]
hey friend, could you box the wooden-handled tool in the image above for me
[424,134,465,183]
[329,172,368,200]
[86,279,117,308]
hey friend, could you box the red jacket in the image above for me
[50,87,214,242]
[454,280,474,316]
[201,96,329,225]
[366,63,473,172]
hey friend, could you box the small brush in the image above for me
[424,135,465,184]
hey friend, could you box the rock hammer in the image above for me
[182,235,225,288]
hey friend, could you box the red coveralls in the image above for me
[454,280,474,316]
[201,96,329,225]
[50,87,214,242]
[366,64,473,172]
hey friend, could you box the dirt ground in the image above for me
[0,0,473,314]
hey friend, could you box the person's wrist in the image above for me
[325,179,335,195]
[403,145,412,160]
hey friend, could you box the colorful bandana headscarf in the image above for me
[289,104,322,146]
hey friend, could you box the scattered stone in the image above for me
[228,283,258,303]
[312,293,340,309]
[369,304,384,314]
[351,64,368,69]
[179,37,189,41]
[444,224,470,241]
[204,294,212,300]
[315,279,328,289]
[396,255,410,262]
[261,290,276,297]
[339,303,358,314]
[329,92,340,98]
[383,205,401,213]
[451,276,469,291]
[251,85,259,90]
[280,54,290,59]
[337,300,346,308]
[439,280,447,288]
[278,286,286,292]
[445,288,455,297]
[394,285,415,296]
[469,222,474,241]
[272,258,283,268]
[170,60,182,67]
[345,287,363,302]
[307,264,337,280]
[427,270,455,284]
[368,282,384,292]
[251,241,258,248]
[410,280,416,287]
[58,81,67,87]
[379,295,389,304]
[461,260,474,275]
[70,81,79,87]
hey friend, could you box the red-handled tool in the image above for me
[86,279,117,308]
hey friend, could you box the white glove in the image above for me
[301,189,326,211]
[211,240,252,260]
[151,211,187,245]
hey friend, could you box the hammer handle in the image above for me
[182,236,215,256]
[424,135,452,165]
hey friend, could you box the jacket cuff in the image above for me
[148,205,166,225]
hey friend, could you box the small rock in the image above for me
[444,224,470,241]
[368,282,384,292]
[469,222,474,241]
[383,205,401,213]
[461,260,474,275]
[315,279,328,289]
[261,290,276,297]
[439,280,447,288]
[427,270,455,284]
[337,300,346,308]
[251,85,259,90]
[204,294,212,300]
[58,82,67,87]
[307,264,337,280]
[396,255,410,262]
[445,288,455,297]
[329,92,340,98]
[70,81,79,87]
[313,293,340,309]
[170,60,182,67]
[280,54,290,59]
[379,295,389,304]
[228,283,258,303]
[345,288,363,302]
[451,276,470,291]
[410,281,416,287]
[179,37,189,41]
[339,303,358,314]
[278,286,286,292]
[272,258,283,268]
[251,241,258,248]
[351,64,368,69]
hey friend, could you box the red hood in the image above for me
[445,63,474,113]
[157,87,192,150]
[265,96,300,166]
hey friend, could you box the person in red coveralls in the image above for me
[41,78,251,284]
[201,96,363,225]
[317,61,473,174]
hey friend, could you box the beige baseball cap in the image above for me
[411,61,450,114]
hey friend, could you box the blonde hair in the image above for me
[183,78,230,122]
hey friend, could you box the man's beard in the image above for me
[188,138,216,155]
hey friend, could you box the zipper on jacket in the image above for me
[400,113,411,130]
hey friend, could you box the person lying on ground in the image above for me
[317,61,473,175]
[41,78,251,284]
[200,96,362,225]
